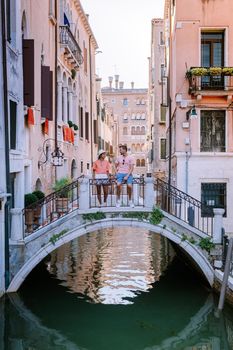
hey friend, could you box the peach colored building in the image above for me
[148,18,167,179]
[164,0,233,234]
[102,76,149,176]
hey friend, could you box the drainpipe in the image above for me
[54,0,58,179]
[1,0,10,289]
[167,0,172,211]
[89,34,93,164]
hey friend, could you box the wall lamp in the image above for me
[38,138,64,169]
[186,105,197,120]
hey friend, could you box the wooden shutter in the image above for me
[79,107,83,138]
[41,66,50,118]
[49,70,53,120]
[23,39,35,106]
[93,120,98,144]
[85,112,89,141]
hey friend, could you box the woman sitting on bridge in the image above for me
[92,150,111,207]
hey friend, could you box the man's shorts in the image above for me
[116,173,133,185]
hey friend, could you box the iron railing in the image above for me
[89,176,145,208]
[187,67,233,93]
[23,175,84,237]
[156,178,213,236]
[59,25,83,67]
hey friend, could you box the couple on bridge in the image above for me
[92,144,135,208]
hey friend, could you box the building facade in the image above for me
[164,0,233,234]
[148,18,167,179]
[102,76,148,176]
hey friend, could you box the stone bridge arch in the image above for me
[7,218,214,293]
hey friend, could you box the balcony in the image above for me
[187,67,233,96]
[59,25,83,69]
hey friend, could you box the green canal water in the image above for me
[1,228,233,350]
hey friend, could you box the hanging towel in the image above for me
[44,118,49,135]
[27,107,35,125]
[70,129,75,144]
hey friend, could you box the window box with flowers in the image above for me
[209,67,222,75]
[222,67,233,76]
[189,67,208,76]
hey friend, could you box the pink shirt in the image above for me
[92,160,110,174]
[115,155,135,174]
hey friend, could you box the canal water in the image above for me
[1,228,233,350]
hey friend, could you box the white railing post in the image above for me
[10,208,23,241]
[144,176,154,209]
[79,176,90,210]
[213,208,225,244]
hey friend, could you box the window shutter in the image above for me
[93,120,98,144]
[41,66,50,118]
[23,39,35,106]
[48,70,53,120]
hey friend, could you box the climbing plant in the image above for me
[198,237,215,253]
[149,207,164,225]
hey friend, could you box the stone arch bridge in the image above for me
[8,176,231,297]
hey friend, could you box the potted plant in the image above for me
[68,120,73,128]
[24,193,38,232]
[53,177,71,214]
[72,123,79,131]
[209,67,222,75]
[32,190,45,224]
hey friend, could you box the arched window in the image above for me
[71,159,78,179]
[123,113,128,120]
[136,159,140,167]
[131,126,136,135]
[141,159,145,167]
[35,178,43,191]
[141,144,145,152]
[136,126,140,135]
[136,143,140,152]
[131,144,135,152]
[141,113,146,120]
[123,127,128,135]
[141,126,146,135]
[136,113,141,120]
[131,113,136,120]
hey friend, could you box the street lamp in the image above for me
[186,105,197,120]
[38,138,64,168]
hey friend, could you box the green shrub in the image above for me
[73,123,79,131]
[122,212,149,221]
[149,207,164,225]
[25,193,38,207]
[32,190,45,200]
[68,120,73,128]
[198,237,215,253]
[83,212,106,222]
[53,177,71,198]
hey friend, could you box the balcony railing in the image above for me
[187,67,233,94]
[59,25,83,68]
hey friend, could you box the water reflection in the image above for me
[1,228,233,350]
[47,228,176,304]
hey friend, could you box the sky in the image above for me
[81,0,165,89]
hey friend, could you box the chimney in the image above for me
[131,81,134,89]
[119,81,124,89]
[115,75,119,89]
[108,76,113,88]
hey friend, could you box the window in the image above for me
[136,144,140,152]
[160,105,166,123]
[201,183,226,217]
[49,0,55,17]
[10,100,17,150]
[123,113,128,120]
[131,144,135,152]
[83,41,87,73]
[141,126,146,135]
[160,31,165,45]
[136,159,140,167]
[131,113,136,120]
[93,120,98,144]
[136,98,140,105]
[141,99,145,105]
[131,127,136,135]
[136,126,140,135]
[111,99,115,104]
[81,161,84,173]
[85,112,89,141]
[141,113,146,120]
[161,64,165,80]
[136,113,141,120]
[123,127,128,135]
[123,98,128,106]
[201,31,224,88]
[160,138,166,159]
[141,159,145,167]
[200,111,225,152]
[79,106,83,138]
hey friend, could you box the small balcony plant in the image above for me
[190,67,208,76]
[222,67,233,76]
[209,67,222,75]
